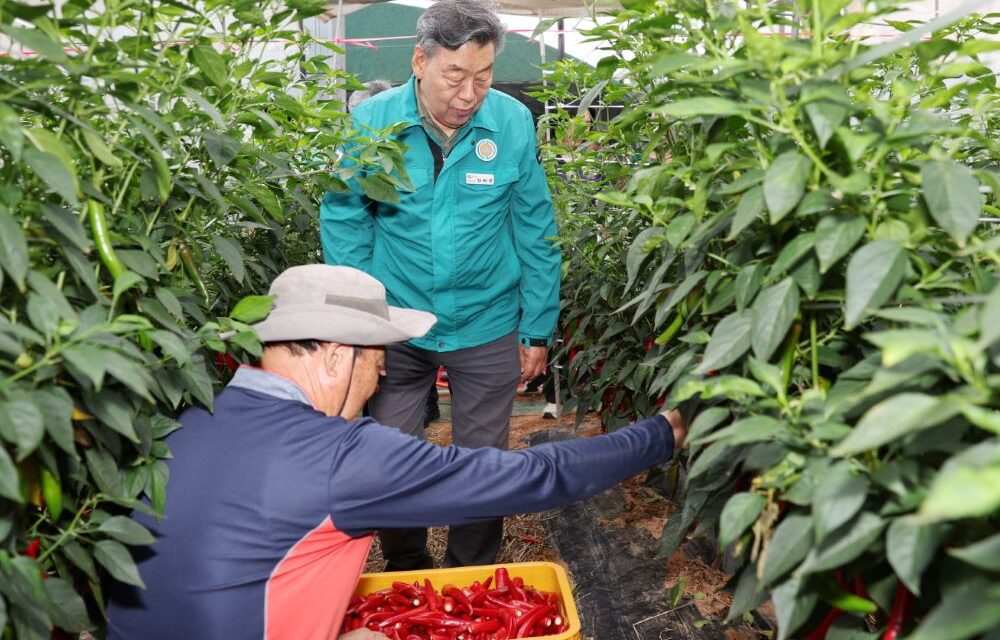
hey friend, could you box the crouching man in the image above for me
[106,265,687,640]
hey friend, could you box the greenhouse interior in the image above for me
[1,0,999,638]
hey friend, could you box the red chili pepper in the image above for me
[514,604,553,638]
[24,539,41,559]
[883,583,914,640]
[468,619,502,633]
[425,579,440,611]
[444,585,471,613]
[494,567,511,592]
[378,604,430,630]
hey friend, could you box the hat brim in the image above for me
[250,303,436,346]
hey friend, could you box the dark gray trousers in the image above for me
[370,331,521,569]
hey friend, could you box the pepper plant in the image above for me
[536,1,1000,638]
[0,0,406,634]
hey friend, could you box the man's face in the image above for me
[339,346,386,419]
[413,42,495,135]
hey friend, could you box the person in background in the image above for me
[104,264,687,640]
[321,0,561,570]
[347,79,392,112]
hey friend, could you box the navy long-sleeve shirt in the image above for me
[107,366,676,639]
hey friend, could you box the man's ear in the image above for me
[412,46,426,80]
[323,343,353,379]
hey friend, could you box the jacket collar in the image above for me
[228,365,313,407]
[401,75,499,134]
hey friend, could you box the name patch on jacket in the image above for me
[465,173,495,185]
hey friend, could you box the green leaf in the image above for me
[112,270,146,308]
[921,160,982,246]
[97,515,156,546]
[0,394,45,461]
[764,151,812,223]
[750,278,799,362]
[907,582,1000,640]
[844,240,906,329]
[62,343,108,389]
[62,540,97,582]
[192,44,228,88]
[980,285,1000,348]
[960,404,1000,436]
[698,415,784,446]
[81,128,123,169]
[813,462,869,541]
[183,86,224,127]
[0,208,29,289]
[726,568,766,623]
[761,514,812,585]
[920,464,1000,522]
[0,24,67,62]
[734,263,764,311]
[148,330,192,367]
[652,270,706,324]
[799,512,886,574]
[0,104,25,160]
[831,393,958,456]
[728,186,763,240]
[748,357,783,395]
[815,214,866,273]
[625,227,664,290]
[23,148,78,205]
[42,577,91,632]
[180,360,215,410]
[0,445,22,502]
[773,576,817,640]
[768,233,816,281]
[887,519,949,595]
[947,532,1000,571]
[358,174,400,203]
[211,234,245,283]
[33,387,75,457]
[85,446,125,497]
[202,130,241,167]
[686,407,730,444]
[230,295,274,324]
[40,204,90,253]
[654,97,746,118]
[804,88,850,149]
[93,540,145,588]
[719,492,765,548]
[695,310,751,374]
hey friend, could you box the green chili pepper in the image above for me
[87,200,125,279]
[179,245,210,303]
[40,466,63,521]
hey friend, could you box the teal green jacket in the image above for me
[321,76,560,352]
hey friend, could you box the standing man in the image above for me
[321,0,560,570]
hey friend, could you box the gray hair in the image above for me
[415,0,505,57]
[347,79,393,111]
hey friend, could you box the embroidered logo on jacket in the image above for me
[475,139,498,162]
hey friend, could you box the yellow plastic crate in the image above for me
[354,561,581,640]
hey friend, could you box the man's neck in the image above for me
[415,80,457,140]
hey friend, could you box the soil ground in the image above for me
[363,391,774,640]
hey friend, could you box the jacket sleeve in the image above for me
[327,414,675,536]
[320,119,376,272]
[511,111,561,345]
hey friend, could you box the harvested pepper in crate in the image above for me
[342,567,571,639]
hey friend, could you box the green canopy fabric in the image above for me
[344,3,568,83]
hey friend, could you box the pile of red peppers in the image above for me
[341,567,570,640]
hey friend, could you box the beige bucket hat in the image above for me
[251,265,436,345]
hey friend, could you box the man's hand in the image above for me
[660,408,687,450]
[519,345,548,383]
